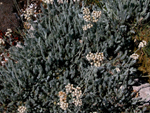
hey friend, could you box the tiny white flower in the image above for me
[138,42,144,48]
[0,38,5,45]
[138,40,147,48]
[42,0,53,4]
[142,40,147,46]
[115,68,120,72]
[16,42,23,48]
[87,24,93,28]
[1,61,5,66]
[82,25,88,31]
[130,53,139,60]
[5,28,12,37]
[5,32,11,37]
[26,8,33,16]
[7,28,12,33]
[79,40,83,43]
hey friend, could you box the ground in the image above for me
[0,0,21,32]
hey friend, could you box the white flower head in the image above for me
[83,7,90,15]
[87,24,93,28]
[65,83,73,94]
[115,68,120,72]
[58,84,82,110]
[86,52,104,67]
[1,61,5,66]
[92,16,98,22]
[58,91,68,110]
[83,15,91,22]
[42,0,53,4]
[92,10,101,18]
[26,8,33,16]
[142,40,147,46]
[16,42,23,48]
[72,98,82,106]
[5,28,12,37]
[59,102,68,110]
[138,42,144,48]
[138,40,147,48]
[18,106,27,113]
[130,53,139,60]
[7,28,12,33]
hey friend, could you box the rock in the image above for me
[133,83,150,102]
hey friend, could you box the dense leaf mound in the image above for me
[0,0,149,112]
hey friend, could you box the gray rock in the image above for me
[133,83,150,102]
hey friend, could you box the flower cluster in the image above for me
[86,52,104,67]
[130,40,147,60]
[58,91,68,110]
[5,28,12,37]
[82,7,102,30]
[92,16,99,23]
[83,7,90,15]
[83,15,91,22]
[82,24,93,31]
[24,8,34,20]
[130,53,139,60]
[83,7,91,22]
[17,106,27,113]
[91,10,101,22]
[20,2,38,21]
[0,29,21,67]
[58,83,82,110]
[138,40,147,48]
[66,84,82,107]
[65,83,74,94]
[71,86,82,106]
[92,10,101,18]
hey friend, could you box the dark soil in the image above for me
[0,0,42,33]
[0,0,22,32]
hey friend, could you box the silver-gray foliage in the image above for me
[0,0,149,112]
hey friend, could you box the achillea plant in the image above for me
[0,0,149,112]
